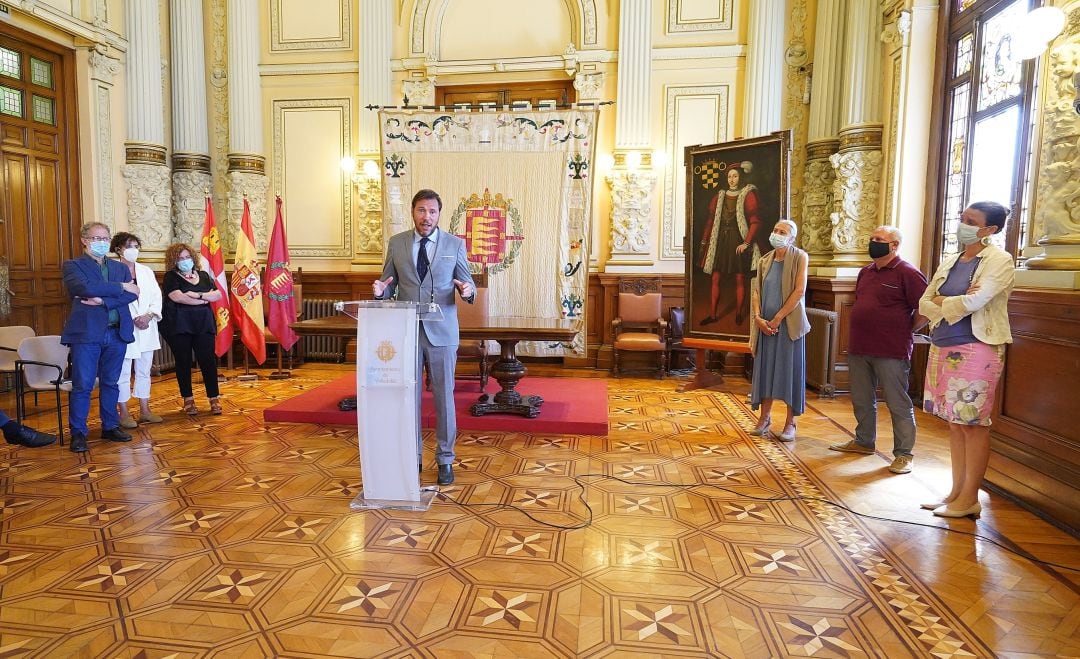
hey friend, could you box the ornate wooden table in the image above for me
[291,315,578,418]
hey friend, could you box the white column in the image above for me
[802,0,846,263]
[807,0,846,142]
[122,0,171,253]
[742,0,787,138]
[170,0,212,249]
[890,6,937,265]
[841,0,883,127]
[826,0,884,270]
[227,0,269,249]
[125,0,164,147]
[354,0,394,263]
[228,0,262,157]
[614,0,651,149]
[360,0,394,152]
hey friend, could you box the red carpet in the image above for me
[263,375,609,435]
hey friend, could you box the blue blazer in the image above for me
[61,254,138,345]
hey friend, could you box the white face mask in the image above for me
[955,223,981,246]
[769,232,790,249]
[122,247,139,262]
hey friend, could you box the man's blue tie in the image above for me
[417,236,430,283]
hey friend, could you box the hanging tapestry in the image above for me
[378,109,597,356]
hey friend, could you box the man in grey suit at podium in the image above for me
[372,189,476,485]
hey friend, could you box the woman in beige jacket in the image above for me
[918,201,1015,519]
[748,220,811,442]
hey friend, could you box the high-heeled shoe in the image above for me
[778,423,797,442]
[183,397,198,416]
[747,417,771,436]
[932,502,981,518]
[209,398,223,415]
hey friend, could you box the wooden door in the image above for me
[436,80,574,108]
[0,26,79,334]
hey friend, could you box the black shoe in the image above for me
[437,464,455,485]
[101,427,132,442]
[419,461,423,474]
[70,433,89,453]
[11,425,58,448]
[700,316,717,326]
[735,310,745,325]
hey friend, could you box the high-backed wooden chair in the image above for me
[665,306,695,372]
[427,268,491,391]
[612,278,667,378]
[455,268,492,390]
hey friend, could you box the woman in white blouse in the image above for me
[110,232,163,427]
[917,201,1015,519]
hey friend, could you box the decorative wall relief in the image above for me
[801,153,837,256]
[122,164,173,249]
[607,169,656,258]
[227,172,270,251]
[829,149,883,258]
[171,171,214,249]
[1034,10,1080,245]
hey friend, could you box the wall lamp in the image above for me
[1013,7,1076,114]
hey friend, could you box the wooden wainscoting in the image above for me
[806,276,857,393]
[989,288,1080,532]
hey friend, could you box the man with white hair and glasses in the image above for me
[829,225,927,474]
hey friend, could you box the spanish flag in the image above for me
[229,198,266,364]
[199,196,233,357]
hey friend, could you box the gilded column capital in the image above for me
[126,143,168,166]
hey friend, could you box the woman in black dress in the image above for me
[161,243,223,415]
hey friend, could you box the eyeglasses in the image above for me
[86,236,111,243]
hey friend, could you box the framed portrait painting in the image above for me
[684,130,791,344]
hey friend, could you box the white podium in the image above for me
[337,300,437,511]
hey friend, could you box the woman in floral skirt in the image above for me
[918,201,1015,519]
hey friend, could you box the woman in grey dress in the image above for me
[748,219,810,442]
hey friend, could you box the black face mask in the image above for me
[868,241,891,259]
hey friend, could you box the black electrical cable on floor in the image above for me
[435,473,1080,574]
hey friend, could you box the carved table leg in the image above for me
[470,339,544,418]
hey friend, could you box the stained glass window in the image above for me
[943,84,971,256]
[0,85,22,117]
[0,47,18,79]
[977,1,1025,111]
[30,58,52,89]
[936,0,1035,265]
[32,94,54,125]
[955,34,974,77]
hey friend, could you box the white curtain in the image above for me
[378,109,598,356]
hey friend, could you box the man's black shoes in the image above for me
[69,433,88,453]
[437,464,454,485]
[6,425,58,448]
[101,427,132,442]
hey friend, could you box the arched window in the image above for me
[929,0,1039,268]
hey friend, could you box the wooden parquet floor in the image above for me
[1,366,1077,658]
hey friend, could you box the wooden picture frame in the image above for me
[683,130,791,345]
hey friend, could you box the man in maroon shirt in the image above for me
[830,226,927,474]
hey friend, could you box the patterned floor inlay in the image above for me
[1,370,1077,657]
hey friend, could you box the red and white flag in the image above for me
[199,195,233,357]
[229,198,267,364]
[265,195,298,351]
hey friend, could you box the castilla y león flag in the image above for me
[265,195,298,351]
[230,198,266,364]
[200,195,233,357]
